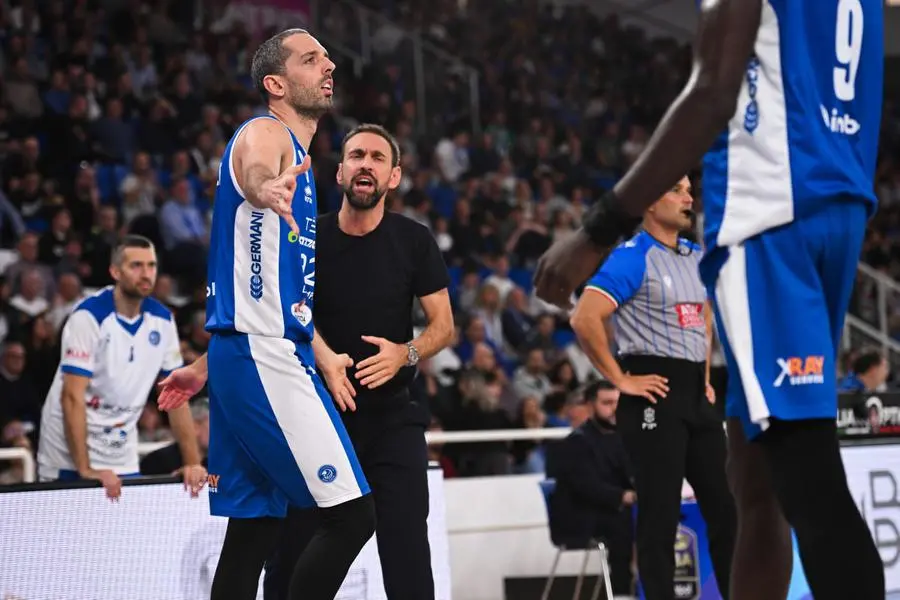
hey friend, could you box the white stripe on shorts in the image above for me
[714,244,771,431]
[247,334,364,507]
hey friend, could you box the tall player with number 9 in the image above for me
[533,0,885,598]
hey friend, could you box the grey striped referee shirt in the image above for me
[585,230,708,363]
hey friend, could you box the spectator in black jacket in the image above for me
[546,380,635,597]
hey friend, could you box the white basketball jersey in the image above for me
[38,287,183,478]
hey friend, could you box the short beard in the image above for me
[287,83,332,121]
[343,183,386,210]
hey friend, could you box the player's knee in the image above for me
[726,424,779,517]
[320,493,376,547]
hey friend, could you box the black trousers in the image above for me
[263,399,434,600]
[617,355,736,600]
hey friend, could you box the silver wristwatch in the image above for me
[406,341,420,367]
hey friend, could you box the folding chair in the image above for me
[539,479,615,600]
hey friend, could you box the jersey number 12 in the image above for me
[834,0,864,102]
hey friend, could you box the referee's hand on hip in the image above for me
[616,372,669,403]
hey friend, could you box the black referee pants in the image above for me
[263,399,434,600]
[617,355,736,600]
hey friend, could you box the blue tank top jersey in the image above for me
[206,115,318,353]
[702,0,883,250]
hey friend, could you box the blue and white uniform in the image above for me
[38,287,183,480]
[205,115,368,518]
[699,0,883,438]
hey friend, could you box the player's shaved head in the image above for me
[251,28,309,102]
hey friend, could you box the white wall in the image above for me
[442,444,900,600]
[443,474,695,600]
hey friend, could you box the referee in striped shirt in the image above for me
[570,176,736,600]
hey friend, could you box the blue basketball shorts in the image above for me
[699,201,867,440]
[206,332,370,518]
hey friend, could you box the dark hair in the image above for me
[543,391,568,414]
[583,379,616,403]
[340,123,401,168]
[112,234,155,266]
[852,350,885,376]
[251,28,309,103]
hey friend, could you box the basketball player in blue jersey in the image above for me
[535,1,885,599]
[156,29,375,600]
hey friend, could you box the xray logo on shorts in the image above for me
[207,474,220,493]
[774,355,825,387]
[318,464,337,483]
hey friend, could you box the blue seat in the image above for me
[552,329,577,350]
[539,479,613,600]
[509,267,535,295]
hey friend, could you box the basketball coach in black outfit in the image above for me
[263,123,455,600]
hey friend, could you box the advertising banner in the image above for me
[838,392,900,438]
[640,443,900,599]
[0,469,451,600]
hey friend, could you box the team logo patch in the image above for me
[642,407,657,430]
[674,303,704,329]
[291,301,312,327]
[249,210,265,301]
[148,330,161,346]
[318,464,337,483]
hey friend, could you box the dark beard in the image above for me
[295,104,330,121]
[288,83,332,121]
[343,182,386,210]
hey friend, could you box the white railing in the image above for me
[135,427,574,460]
[843,263,900,369]
[0,448,36,483]
[2,428,575,485]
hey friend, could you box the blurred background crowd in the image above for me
[0,0,898,483]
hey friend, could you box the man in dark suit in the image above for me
[546,380,635,597]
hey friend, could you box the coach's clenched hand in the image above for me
[321,353,357,412]
[356,336,407,389]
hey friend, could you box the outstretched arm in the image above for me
[534,0,762,307]
[608,0,762,217]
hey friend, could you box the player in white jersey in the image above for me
[156,29,375,600]
[535,1,885,599]
[37,235,206,501]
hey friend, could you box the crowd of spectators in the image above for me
[0,0,897,483]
